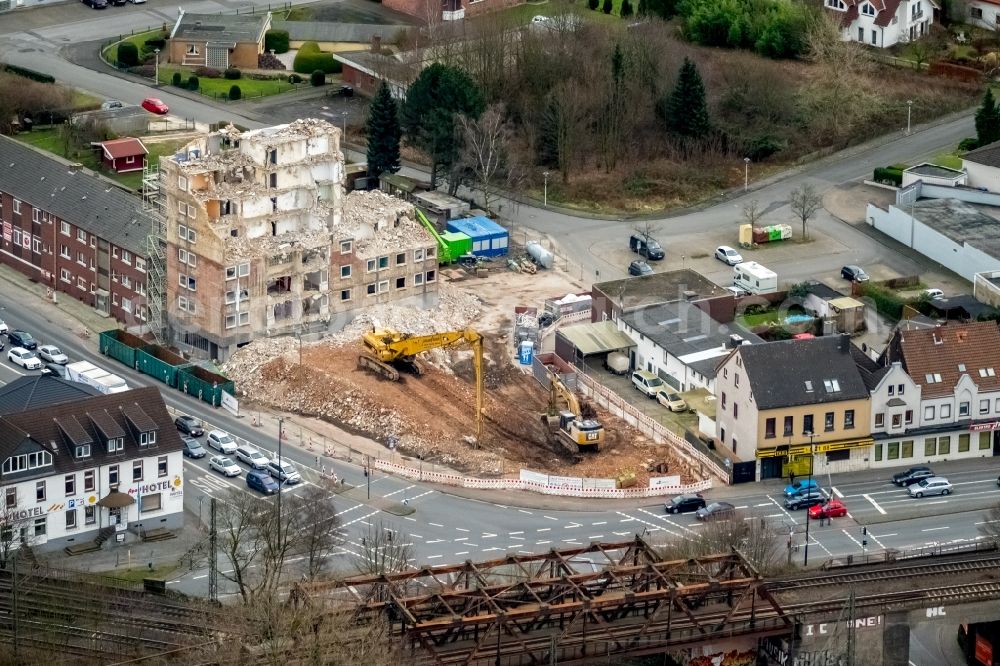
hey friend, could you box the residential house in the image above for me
[590,269,729,324]
[825,0,936,47]
[155,120,439,360]
[866,321,1000,468]
[98,138,149,174]
[963,140,1000,192]
[0,136,151,327]
[0,375,184,553]
[801,282,866,334]
[617,301,762,394]
[967,0,1000,30]
[168,10,272,70]
[714,335,873,479]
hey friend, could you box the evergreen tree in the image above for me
[401,63,484,189]
[621,0,634,17]
[603,0,613,14]
[975,89,1000,148]
[365,82,402,178]
[659,57,710,138]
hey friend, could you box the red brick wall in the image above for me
[342,65,380,97]
[109,245,148,328]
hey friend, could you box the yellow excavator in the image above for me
[544,368,605,452]
[359,328,484,444]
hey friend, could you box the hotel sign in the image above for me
[969,421,1000,432]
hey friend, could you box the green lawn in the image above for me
[157,65,299,101]
[489,0,629,26]
[103,28,168,64]
[932,151,964,169]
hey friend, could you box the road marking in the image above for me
[735,505,749,510]
[455,551,469,555]
[428,522,443,527]
[192,574,207,580]
[537,527,551,532]
[975,520,1000,526]
[509,535,524,541]
[922,526,950,532]
[863,494,887,515]
[544,515,558,521]
[564,522,582,529]
[832,486,843,499]
[754,503,772,507]
[536,541,551,545]
[426,539,443,544]
[874,533,896,538]
[509,531,524,535]
[455,527,470,532]
[454,537,468,542]
[588,535,604,540]
[410,533,423,539]
[403,516,416,522]
[427,555,442,560]
[519,509,533,514]
[482,547,501,552]
[591,521,606,525]
[482,533,497,539]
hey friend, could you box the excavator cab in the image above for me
[558,412,605,452]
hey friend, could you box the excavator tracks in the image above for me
[358,354,400,381]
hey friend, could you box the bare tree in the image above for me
[287,485,343,580]
[742,199,764,227]
[653,513,783,575]
[789,183,823,239]
[541,81,590,184]
[354,520,413,576]
[215,490,270,603]
[458,104,521,215]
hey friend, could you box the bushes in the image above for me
[745,134,785,161]
[264,29,290,54]
[144,38,166,50]
[194,66,222,78]
[224,68,242,80]
[858,283,906,321]
[310,70,326,86]
[257,53,286,70]
[293,41,339,74]
[589,0,599,8]
[602,0,613,13]
[680,0,813,59]
[229,85,242,100]
[958,137,980,152]
[2,64,56,84]
[171,71,182,87]
[288,73,303,84]
[873,166,903,186]
[118,42,139,67]
[188,75,199,91]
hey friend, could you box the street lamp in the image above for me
[803,430,816,566]
[906,100,913,135]
[542,171,550,208]
[153,48,160,86]
[340,110,348,137]
[743,157,750,192]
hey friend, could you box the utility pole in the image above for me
[208,498,218,603]
[12,556,18,666]
[845,588,856,666]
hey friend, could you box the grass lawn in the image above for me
[107,563,180,583]
[157,65,298,101]
[71,90,103,110]
[487,0,629,26]
[932,151,964,170]
[103,28,168,64]
[740,311,781,327]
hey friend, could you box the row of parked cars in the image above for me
[891,465,953,497]
[175,415,302,496]
[82,0,145,10]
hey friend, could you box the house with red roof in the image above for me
[98,137,148,174]
[825,0,937,47]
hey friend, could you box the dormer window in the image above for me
[107,438,124,454]
[139,431,157,447]
[861,3,875,15]
[75,445,91,459]
[3,451,53,474]
[824,379,841,392]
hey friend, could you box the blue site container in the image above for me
[446,216,509,258]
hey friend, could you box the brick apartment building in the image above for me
[0,136,151,328]
[157,119,439,360]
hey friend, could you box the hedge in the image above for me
[118,42,140,67]
[1,64,55,84]
[144,38,166,51]
[293,41,340,75]
[310,70,326,86]
[858,283,906,321]
[188,75,199,91]
[229,85,242,100]
[224,68,242,80]
[172,71,182,87]
[264,30,290,54]
[873,166,903,186]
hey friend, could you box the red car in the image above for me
[141,97,169,115]
[808,499,848,520]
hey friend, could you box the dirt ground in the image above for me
[226,268,698,483]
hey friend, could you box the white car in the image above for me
[37,345,68,364]
[209,455,241,477]
[0,319,7,335]
[715,246,743,265]
[923,288,945,301]
[206,430,237,455]
[8,347,42,370]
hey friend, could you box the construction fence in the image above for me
[507,227,596,285]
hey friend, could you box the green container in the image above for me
[440,231,471,263]
[768,227,781,241]
[177,365,235,407]
[99,329,146,369]
[136,345,190,388]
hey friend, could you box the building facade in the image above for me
[157,120,438,360]
[825,0,936,48]
[0,136,150,328]
[714,335,873,480]
[0,377,184,553]
[168,10,271,70]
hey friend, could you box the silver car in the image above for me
[38,345,68,364]
[206,430,237,455]
[209,456,241,477]
[908,476,952,498]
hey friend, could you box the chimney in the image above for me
[728,334,744,348]
[371,35,382,53]
[682,290,697,301]
[68,163,83,174]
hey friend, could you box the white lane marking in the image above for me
[454,537,468,542]
[425,539,443,544]
[193,574,207,580]
[564,522,582,529]
[975,520,1000,526]
[863,494,887,515]
[509,535,524,541]
[755,503,772,507]
[536,541,551,545]
[482,533,497,539]
[874,533,897,538]
[544,515,558,521]
[537,528,551,532]
[427,555,442,560]
[735,505,749,510]
[429,522,444,528]
[592,521,606,526]
[341,509,380,528]
[832,486,844,499]
[410,533,423,539]
[509,531,524,535]
[455,527,470,532]
[482,547,501,552]
[588,535,604,540]
[841,529,863,549]
[519,509,533,514]
[922,526,950,532]
[381,484,415,498]
[455,551,469,555]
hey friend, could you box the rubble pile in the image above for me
[342,190,432,256]
[222,227,332,263]
[329,283,483,342]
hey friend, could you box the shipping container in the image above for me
[439,231,472,260]
[447,216,509,258]
[958,620,1000,665]
[177,365,235,407]
[136,345,190,388]
[99,329,146,369]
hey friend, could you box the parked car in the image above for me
[267,458,302,485]
[128,0,147,4]
[174,415,205,437]
[247,470,280,495]
[37,345,68,364]
[100,100,124,110]
[628,260,654,277]
[657,391,687,412]
[235,445,270,470]
[0,319,8,335]
[631,370,665,398]
[82,0,108,8]
[629,233,665,261]
[923,288,945,301]
[665,494,706,514]
[784,489,827,510]
[141,97,169,115]
[841,265,869,282]
[182,437,207,459]
[209,455,240,477]
[42,362,66,378]
[695,501,736,521]
[715,245,743,265]
[206,430,237,454]
[808,499,848,520]
[909,476,952,498]
[783,478,819,497]
[8,330,37,350]
[892,466,934,487]
[8,348,42,370]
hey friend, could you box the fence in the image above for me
[575,373,731,484]
[507,227,596,285]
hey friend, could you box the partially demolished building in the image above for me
[155,119,439,360]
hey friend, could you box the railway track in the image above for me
[766,553,1000,592]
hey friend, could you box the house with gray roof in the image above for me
[168,10,272,70]
[0,135,151,326]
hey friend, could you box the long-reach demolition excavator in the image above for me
[543,368,605,453]
[359,328,484,444]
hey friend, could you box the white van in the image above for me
[631,370,665,398]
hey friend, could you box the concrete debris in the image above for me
[222,226,332,263]
[342,191,431,257]
[329,283,482,342]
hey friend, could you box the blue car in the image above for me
[784,479,819,498]
[246,470,279,495]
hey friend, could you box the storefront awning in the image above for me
[755,437,875,459]
[96,490,135,509]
